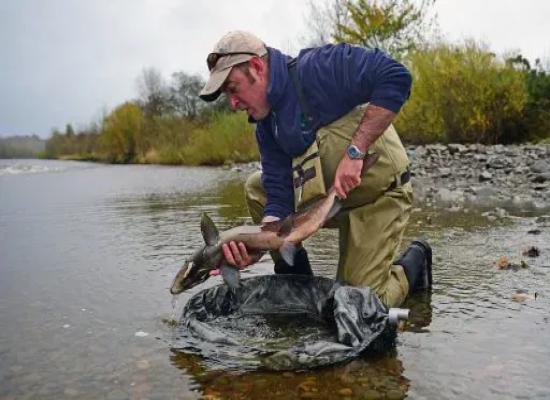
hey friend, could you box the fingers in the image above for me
[222,243,236,265]
[334,179,347,199]
[334,157,363,199]
[334,174,360,199]
[209,269,220,276]
[229,241,245,267]
[222,241,251,269]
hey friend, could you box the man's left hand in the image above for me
[333,156,363,199]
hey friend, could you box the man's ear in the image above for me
[248,56,266,81]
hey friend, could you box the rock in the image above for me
[512,291,537,302]
[522,246,540,257]
[479,171,493,182]
[64,388,79,397]
[531,160,550,174]
[386,390,404,400]
[338,388,353,396]
[439,168,451,178]
[472,186,499,199]
[362,389,383,400]
[494,256,529,270]
[448,143,467,154]
[532,172,550,183]
[136,359,150,370]
[527,229,542,235]
[435,188,464,203]
[473,153,487,162]
[299,393,319,399]
[414,146,427,157]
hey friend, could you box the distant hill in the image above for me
[0,135,46,158]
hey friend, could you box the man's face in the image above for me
[222,60,270,120]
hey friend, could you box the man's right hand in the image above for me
[209,216,278,276]
[222,241,262,269]
[209,241,263,276]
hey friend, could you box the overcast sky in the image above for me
[1,0,549,138]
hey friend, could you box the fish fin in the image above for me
[220,263,241,290]
[261,220,281,232]
[201,213,219,246]
[277,215,294,237]
[280,242,298,266]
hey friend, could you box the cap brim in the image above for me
[199,67,232,102]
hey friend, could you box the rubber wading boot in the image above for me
[395,239,432,293]
[274,247,313,275]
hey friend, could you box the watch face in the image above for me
[347,145,363,159]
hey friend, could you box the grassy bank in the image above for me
[43,110,258,166]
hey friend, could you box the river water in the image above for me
[1,159,549,400]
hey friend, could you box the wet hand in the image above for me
[333,156,363,199]
[210,241,261,276]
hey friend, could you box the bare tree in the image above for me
[136,67,170,117]
[168,72,205,119]
[302,0,348,47]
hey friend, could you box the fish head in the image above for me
[169,213,225,294]
[169,247,213,294]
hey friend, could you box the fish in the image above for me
[170,153,380,294]
[169,193,339,294]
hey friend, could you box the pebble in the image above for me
[136,359,150,370]
[134,331,149,337]
[523,246,540,257]
[386,389,404,400]
[64,388,79,396]
[338,388,353,396]
[362,389,383,399]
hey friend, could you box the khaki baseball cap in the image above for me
[199,31,267,102]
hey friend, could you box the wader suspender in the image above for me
[287,58,314,129]
[288,58,319,202]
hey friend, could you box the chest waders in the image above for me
[244,60,414,307]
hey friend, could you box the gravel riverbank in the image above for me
[408,143,550,212]
[233,143,550,213]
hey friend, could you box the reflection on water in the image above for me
[1,160,549,400]
[170,350,409,400]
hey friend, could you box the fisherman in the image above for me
[198,31,432,308]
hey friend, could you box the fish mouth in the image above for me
[170,265,211,294]
[170,285,183,295]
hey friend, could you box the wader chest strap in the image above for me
[287,58,314,129]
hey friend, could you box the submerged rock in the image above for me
[511,291,537,302]
[494,256,529,270]
[522,246,540,258]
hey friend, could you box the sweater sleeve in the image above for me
[255,124,294,219]
[303,43,412,115]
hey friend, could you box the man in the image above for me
[199,31,431,308]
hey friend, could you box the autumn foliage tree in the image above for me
[99,102,144,163]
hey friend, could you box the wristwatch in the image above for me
[346,144,366,160]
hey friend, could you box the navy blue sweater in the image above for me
[256,44,412,219]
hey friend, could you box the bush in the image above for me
[179,112,258,165]
[99,102,144,163]
[396,41,528,144]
